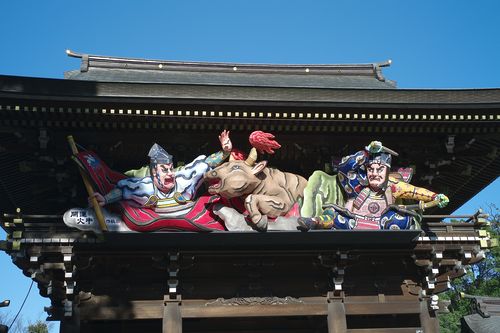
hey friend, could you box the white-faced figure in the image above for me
[148,143,175,194]
[90,131,233,214]
[366,152,391,192]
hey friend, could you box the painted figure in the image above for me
[297,141,449,230]
[204,131,307,231]
[91,130,232,216]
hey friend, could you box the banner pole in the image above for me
[67,135,108,232]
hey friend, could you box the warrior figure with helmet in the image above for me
[90,131,232,216]
[298,140,449,231]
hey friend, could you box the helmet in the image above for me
[367,152,392,167]
[148,143,173,164]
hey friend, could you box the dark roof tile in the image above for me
[64,50,396,89]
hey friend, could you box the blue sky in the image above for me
[1,0,499,331]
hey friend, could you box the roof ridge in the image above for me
[66,49,392,81]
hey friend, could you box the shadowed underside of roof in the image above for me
[64,50,397,89]
[0,51,498,216]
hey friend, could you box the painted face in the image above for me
[366,163,387,191]
[152,163,175,193]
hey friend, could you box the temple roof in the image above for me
[463,314,500,333]
[64,50,397,89]
[0,52,499,216]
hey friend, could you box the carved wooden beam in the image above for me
[77,295,423,321]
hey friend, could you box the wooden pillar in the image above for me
[59,305,80,333]
[163,252,181,333]
[163,297,182,333]
[326,253,347,333]
[419,299,439,333]
[327,301,347,333]
[60,319,80,333]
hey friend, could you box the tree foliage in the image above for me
[439,204,500,332]
[0,313,50,333]
[27,321,48,333]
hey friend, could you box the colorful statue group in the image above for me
[297,141,449,231]
[65,131,449,233]
[91,130,232,215]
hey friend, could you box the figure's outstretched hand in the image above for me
[219,130,232,152]
[435,193,449,208]
[89,192,106,207]
[366,141,383,154]
[249,131,281,154]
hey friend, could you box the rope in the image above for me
[8,280,33,329]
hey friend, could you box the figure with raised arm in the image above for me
[297,141,449,230]
[90,130,232,216]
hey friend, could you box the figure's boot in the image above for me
[297,211,336,231]
[297,217,319,231]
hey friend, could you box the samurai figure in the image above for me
[91,130,232,216]
[297,141,449,230]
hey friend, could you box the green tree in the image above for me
[439,204,500,332]
[0,313,51,333]
[26,321,48,333]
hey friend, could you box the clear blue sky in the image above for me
[0,1,499,331]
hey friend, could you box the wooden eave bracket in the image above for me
[478,229,497,249]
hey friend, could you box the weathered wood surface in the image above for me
[327,302,347,333]
[163,299,182,333]
[2,212,494,332]
[78,296,422,321]
[419,299,440,333]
